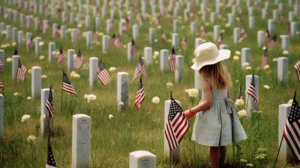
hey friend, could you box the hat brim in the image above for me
[191,50,231,71]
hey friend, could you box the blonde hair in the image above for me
[198,62,231,89]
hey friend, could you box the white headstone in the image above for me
[268,19,274,33]
[102,35,109,53]
[18,31,23,47]
[214,25,220,41]
[72,28,77,44]
[249,17,254,30]
[68,49,75,74]
[72,114,91,168]
[133,24,139,41]
[95,17,100,30]
[144,47,152,65]
[273,9,278,21]
[52,23,57,38]
[0,22,5,35]
[61,26,66,40]
[27,16,32,28]
[86,31,92,49]
[173,19,178,33]
[5,25,10,40]
[257,30,265,47]
[278,57,288,82]
[289,11,294,22]
[248,7,253,16]
[12,55,19,82]
[117,72,129,111]
[127,43,134,63]
[228,14,234,26]
[35,37,42,57]
[233,28,240,44]
[278,104,295,162]
[294,5,299,16]
[106,19,112,34]
[48,42,56,62]
[85,15,90,28]
[245,75,259,119]
[195,38,202,49]
[12,27,18,43]
[26,32,32,50]
[160,49,169,73]
[0,94,2,139]
[175,55,184,83]
[241,48,251,69]
[0,50,4,71]
[89,57,98,88]
[164,99,180,162]
[210,12,216,24]
[190,22,196,36]
[281,35,290,52]
[172,33,179,49]
[262,8,267,19]
[129,150,156,168]
[149,28,155,45]
[40,88,54,134]
[290,22,297,38]
[32,66,41,99]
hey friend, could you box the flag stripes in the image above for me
[62,72,77,97]
[97,61,110,86]
[294,61,300,82]
[246,75,258,105]
[135,78,145,110]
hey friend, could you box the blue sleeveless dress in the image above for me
[191,79,247,146]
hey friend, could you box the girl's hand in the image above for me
[183,110,193,119]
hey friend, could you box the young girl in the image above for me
[183,42,247,168]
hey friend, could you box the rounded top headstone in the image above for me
[73,114,91,119]
[130,150,156,158]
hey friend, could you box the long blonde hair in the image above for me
[198,62,231,89]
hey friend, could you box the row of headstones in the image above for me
[0,94,295,165]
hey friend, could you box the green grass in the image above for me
[0,0,300,167]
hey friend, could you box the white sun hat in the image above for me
[191,42,231,71]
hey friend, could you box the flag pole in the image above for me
[169,90,172,168]
[61,69,64,115]
[275,91,296,164]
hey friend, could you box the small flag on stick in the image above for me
[131,39,137,55]
[0,79,4,89]
[57,47,65,67]
[0,59,4,72]
[267,35,278,49]
[169,47,178,72]
[182,36,188,51]
[135,77,145,110]
[62,72,77,97]
[261,48,268,69]
[16,59,27,81]
[294,60,300,82]
[246,73,258,105]
[46,86,54,122]
[73,49,84,69]
[27,36,33,49]
[133,57,147,81]
[46,145,57,168]
[97,61,110,86]
[164,98,189,150]
[217,33,223,46]
[162,31,168,43]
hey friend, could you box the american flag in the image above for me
[62,72,77,97]
[294,60,300,82]
[77,28,82,40]
[267,35,278,49]
[283,97,300,161]
[46,86,54,119]
[73,49,84,69]
[24,16,27,26]
[246,74,258,105]
[64,13,68,23]
[56,8,61,18]
[155,16,160,26]
[133,57,147,81]
[167,11,173,20]
[164,98,189,151]
[44,5,48,14]
[0,59,4,72]
[46,21,50,33]
[27,36,33,49]
[46,145,57,168]
[114,36,122,49]
[200,25,205,37]
[265,29,270,44]
[97,61,110,86]
[169,47,178,72]
[125,18,130,28]
[185,12,189,22]
[287,23,290,35]
[135,77,145,110]
[93,27,98,42]
[241,27,248,38]
[54,25,60,38]
[162,31,168,43]
[218,33,223,46]
[254,3,259,10]
[237,6,242,15]
[57,47,65,67]
[182,36,188,51]
[38,19,42,29]
[261,48,268,69]
[16,59,27,81]
[0,79,4,89]
[109,34,116,49]
[131,39,137,55]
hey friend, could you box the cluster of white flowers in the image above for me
[84,94,97,102]
[21,114,30,122]
[41,75,47,79]
[27,96,32,100]
[283,50,289,55]
[14,92,18,96]
[237,109,246,118]
[192,58,196,63]
[152,97,160,104]
[243,62,249,66]
[288,99,293,104]
[39,42,44,46]
[263,85,270,89]
[233,56,239,61]
[240,159,247,163]
[12,42,16,46]
[235,51,241,55]
[109,67,116,71]
[82,63,89,70]
[70,71,80,78]
[185,88,199,97]
[166,82,173,87]
[41,114,46,121]
[235,99,244,106]
[39,56,45,60]
[6,58,12,62]
[27,135,36,142]
[109,114,113,119]
[245,66,252,70]
[0,44,7,48]
[119,102,124,105]
[246,164,253,167]
[263,65,270,69]
[256,154,266,160]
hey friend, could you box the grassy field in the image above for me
[0,0,300,167]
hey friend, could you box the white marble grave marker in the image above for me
[48,42,56,62]
[26,32,32,50]
[241,48,251,69]
[133,24,139,41]
[273,9,278,21]
[68,49,75,74]
[72,28,77,44]
[18,31,23,47]
[290,22,297,38]
[0,94,2,139]
[289,11,294,22]
[5,25,10,40]
[89,57,98,89]
[214,25,220,41]
[149,28,155,45]
[27,16,32,28]
[35,37,42,57]
[102,35,109,53]
[281,35,290,52]
[195,38,202,49]
[190,22,196,36]
[106,19,112,34]
[144,47,152,65]
[211,12,216,24]
[268,20,274,33]
[86,31,92,49]
[127,43,134,63]
[117,72,129,111]
[32,66,41,99]
[61,26,66,40]
[278,57,288,82]
[160,49,168,73]
[175,56,184,83]
[257,31,265,47]
[233,28,240,44]
[72,114,91,168]
[129,151,156,168]
[249,17,254,30]
[294,5,299,16]
[228,14,234,26]
[12,55,19,82]
[173,19,178,33]
[172,33,179,49]
[85,15,90,28]
[0,50,4,71]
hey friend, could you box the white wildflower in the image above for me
[235,99,244,106]
[119,102,124,105]
[14,92,18,96]
[263,85,270,89]
[87,94,96,101]
[41,114,46,120]
[38,42,44,46]
[283,50,289,55]
[6,58,12,62]
[27,96,31,100]
[109,67,116,71]
[288,99,293,104]
[109,114,113,119]
[237,110,246,117]
[27,135,36,142]
[21,114,30,122]
[152,97,160,104]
